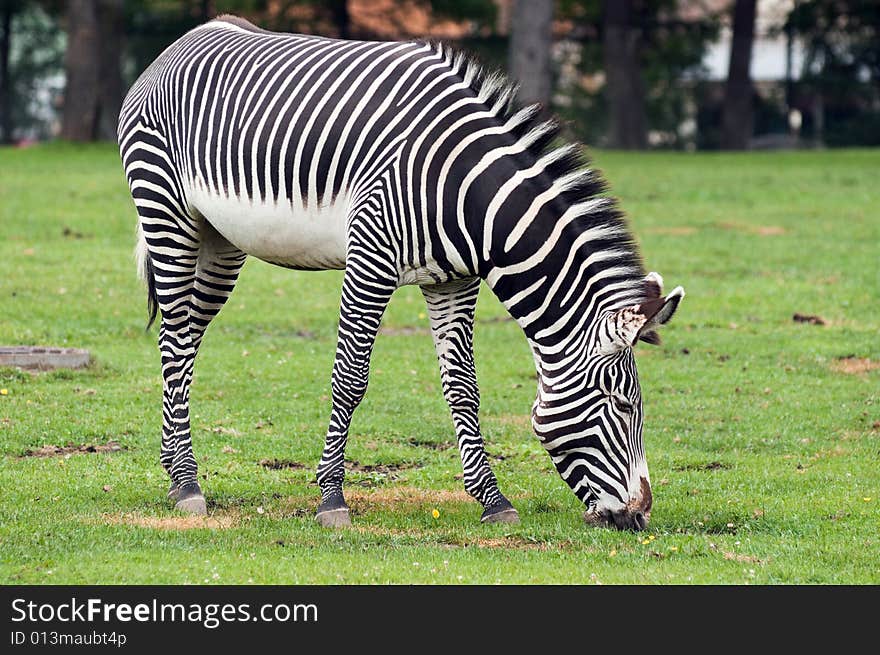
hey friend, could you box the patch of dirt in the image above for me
[793,313,827,326]
[352,525,557,551]
[809,446,849,461]
[341,465,412,488]
[407,437,454,451]
[719,222,787,236]
[476,316,514,325]
[98,512,238,530]
[345,460,421,474]
[753,226,786,236]
[672,461,731,472]
[259,458,307,470]
[830,357,880,375]
[20,441,124,458]
[62,226,90,239]
[347,486,472,506]
[351,525,419,537]
[279,485,529,516]
[813,275,840,286]
[274,486,475,517]
[209,426,241,436]
[723,551,763,564]
[644,226,697,236]
[467,537,550,551]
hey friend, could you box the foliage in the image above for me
[1,144,878,583]
[785,0,880,146]
[553,0,720,148]
[429,0,497,29]
[2,2,65,141]
[123,1,269,85]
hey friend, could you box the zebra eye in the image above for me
[611,396,633,414]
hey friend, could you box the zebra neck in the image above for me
[482,204,647,351]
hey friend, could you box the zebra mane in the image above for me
[419,40,656,308]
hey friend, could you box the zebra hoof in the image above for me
[174,482,207,516]
[480,499,520,524]
[167,482,179,501]
[316,494,351,528]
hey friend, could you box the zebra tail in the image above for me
[134,223,159,330]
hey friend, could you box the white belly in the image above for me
[188,184,349,269]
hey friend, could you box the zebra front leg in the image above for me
[315,259,398,527]
[421,278,520,525]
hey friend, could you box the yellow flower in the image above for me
[863,497,872,502]
[431,509,440,519]
[609,549,617,557]
[668,546,679,552]
[0,389,7,396]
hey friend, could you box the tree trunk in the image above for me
[508,0,553,108]
[602,0,647,149]
[327,0,351,40]
[61,0,124,142]
[811,92,824,146]
[0,3,13,143]
[61,0,101,141]
[720,0,757,150]
[198,0,213,23]
[97,0,124,140]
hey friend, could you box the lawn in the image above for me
[0,143,877,584]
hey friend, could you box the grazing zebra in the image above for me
[117,15,684,531]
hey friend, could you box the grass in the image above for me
[0,143,878,584]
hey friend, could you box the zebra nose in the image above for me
[610,509,649,531]
[633,510,648,531]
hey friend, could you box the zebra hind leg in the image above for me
[150,243,203,513]
[421,278,520,525]
[315,253,398,527]
[171,223,246,512]
[145,217,245,514]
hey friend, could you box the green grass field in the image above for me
[1,143,877,584]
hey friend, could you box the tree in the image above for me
[326,0,351,39]
[0,2,18,142]
[61,0,123,141]
[787,0,880,146]
[61,0,99,140]
[720,0,757,149]
[602,0,647,149]
[97,0,123,140]
[508,0,554,108]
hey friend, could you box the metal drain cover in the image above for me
[0,346,91,371]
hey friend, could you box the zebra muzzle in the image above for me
[583,507,650,532]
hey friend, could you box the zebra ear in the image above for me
[639,271,665,345]
[596,285,685,353]
[636,286,685,345]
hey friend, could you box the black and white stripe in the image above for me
[118,15,684,529]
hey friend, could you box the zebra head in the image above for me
[532,273,685,531]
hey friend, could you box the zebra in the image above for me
[117,15,684,531]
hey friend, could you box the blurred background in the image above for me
[0,0,878,150]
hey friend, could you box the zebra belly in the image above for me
[189,187,348,270]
